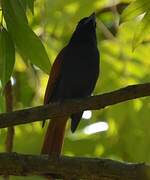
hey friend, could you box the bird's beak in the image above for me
[85,12,96,25]
[88,12,96,21]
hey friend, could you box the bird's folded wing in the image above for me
[44,47,66,105]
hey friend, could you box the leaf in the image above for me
[0,27,15,88]
[2,0,51,74]
[19,0,27,12]
[18,0,35,14]
[121,0,150,50]
[27,0,35,14]
[121,0,150,22]
[0,94,5,112]
[132,12,150,50]
[3,0,28,24]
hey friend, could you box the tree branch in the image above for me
[0,152,149,179]
[4,80,14,180]
[96,2,129,16]
[4,80,14,153]
[0,83,150,128]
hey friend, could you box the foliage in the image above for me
[0,27,15,88]
[0,0,150,179]
[121,0,150,50]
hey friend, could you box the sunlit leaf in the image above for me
[18,0,35,13]
[132,12,150,50]
[0,27,15,88]
[2,0,51,74]
[121,0,150,22]
[27,0,35,14]
[121,0,150,50]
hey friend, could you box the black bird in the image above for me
[41,13,100,156]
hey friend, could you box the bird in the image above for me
[41,13,100,156]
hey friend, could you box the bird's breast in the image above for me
[60,44,99,93]
[63,44,99,72]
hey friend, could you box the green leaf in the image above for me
[121,0,150,22]
[3,0,28,25]
[121,0,150,50]
[2,0,51,74]
[132,12,150,50]
[0,93,5,112]
[19,0,27,12]
[18,0,35,14]
[0,27,15,88]
[27,0,35,14]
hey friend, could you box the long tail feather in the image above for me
[41,117,68,156]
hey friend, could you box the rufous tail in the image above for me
[41,117,68,156]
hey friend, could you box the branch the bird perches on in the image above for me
[0,83,150,129]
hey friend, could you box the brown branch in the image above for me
[0,153,149,179]
[96,2,129,16]
[95,2,130,36]
[0,83,150,129]
[4,80,14,152]
[4,80,14,180]
[97,19,115,39]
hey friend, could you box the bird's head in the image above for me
[70,13,97,44]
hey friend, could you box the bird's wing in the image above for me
[42,47,66,128]
[44,47,66,105]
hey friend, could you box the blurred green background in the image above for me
[0,0,150,179]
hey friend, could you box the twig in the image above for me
[95,2,129,16]
[96,19,115,39]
